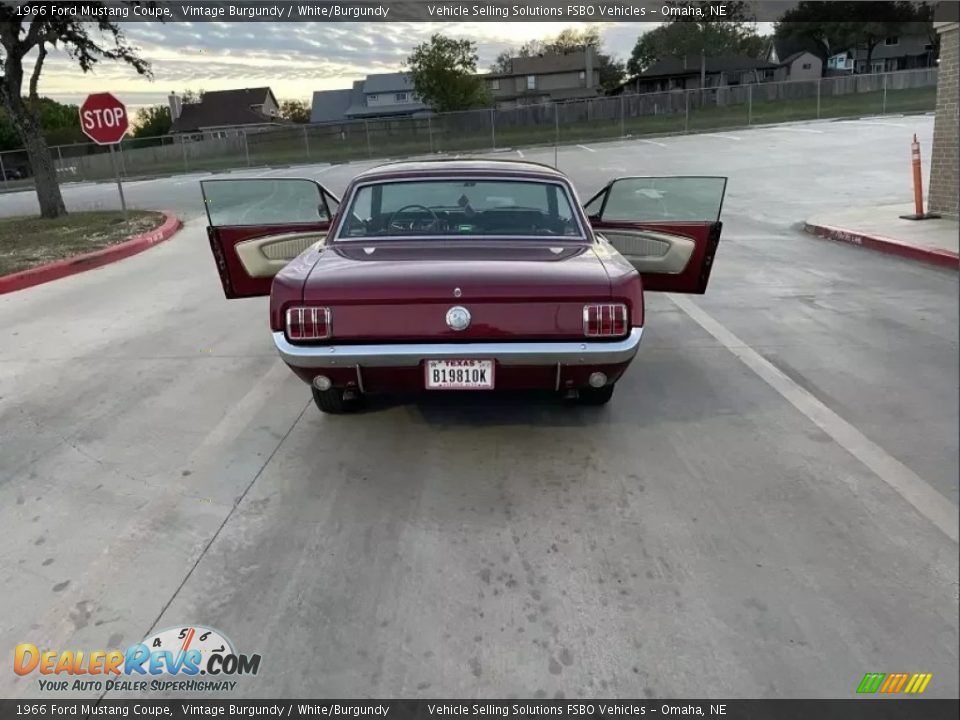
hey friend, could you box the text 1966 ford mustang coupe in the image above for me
[202,160,726,413]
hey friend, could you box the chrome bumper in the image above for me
[273,328,643,368]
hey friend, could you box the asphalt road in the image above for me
[1,116,957,699]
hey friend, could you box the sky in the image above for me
[32,22,664,112]
[36,21,774,113]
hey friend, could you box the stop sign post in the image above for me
[79,93,129,216]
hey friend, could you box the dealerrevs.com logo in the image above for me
[856,672,933,695]
[14,625,261,693]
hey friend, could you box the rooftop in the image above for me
[170,86,283,133]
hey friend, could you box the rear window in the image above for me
[337,179,583,239]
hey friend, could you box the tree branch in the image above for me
[29,41,46,101]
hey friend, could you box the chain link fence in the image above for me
[0,68,938,192]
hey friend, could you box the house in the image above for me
[484,48,602,107]
[826,31,938,75]
[310,72,431,124]
[767,37,824,80]
[168,87,288,137]
[613,55,781,95]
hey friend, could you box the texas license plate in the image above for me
[425,359,495,390]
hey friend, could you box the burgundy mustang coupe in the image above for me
[202,160,726,413]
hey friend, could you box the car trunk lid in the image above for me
[302,240,612,342]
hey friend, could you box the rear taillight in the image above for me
[583,303,628,337]
[286,306,331,341]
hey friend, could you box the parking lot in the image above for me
[1,116,957,698]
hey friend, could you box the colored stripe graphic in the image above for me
[880,672,909,693]
[857,673,886,693]
[904,673,933,694]
[858,672,933,694]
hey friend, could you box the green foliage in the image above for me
[629,22,766,76]
[0,97,86,150]
[406,34,489,112]
[280,99,311,123]
[627,2,766,76]
[132,105,172,138]
[774,1,935,69]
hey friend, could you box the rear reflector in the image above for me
[583,303,628,337]
[286,306,331,341]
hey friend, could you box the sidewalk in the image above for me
[804,204,959,270]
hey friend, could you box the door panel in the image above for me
[201,178,338,299]
[585,176,726,294]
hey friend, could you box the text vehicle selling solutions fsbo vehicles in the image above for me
[202,160,727,413]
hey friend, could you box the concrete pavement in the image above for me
[1,115,957,699]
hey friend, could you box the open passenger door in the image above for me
[584,176,727,294]
[201,178,340,299]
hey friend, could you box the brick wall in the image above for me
[928,23,959,217]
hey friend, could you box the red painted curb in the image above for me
[0,211,183,295]
[803,222,960,270]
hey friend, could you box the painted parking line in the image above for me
[516,150,525,159]
[577,144,596,153]
[702,133,742,141]
[766,127,824,134]
[843,120,908,128]
[669,293,959,545]
[638,139,668,147]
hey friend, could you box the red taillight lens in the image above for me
[583,303,628,337]
[286,306,331,341]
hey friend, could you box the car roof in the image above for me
[353,158,568,181]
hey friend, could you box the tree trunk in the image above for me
[10,104,66,219]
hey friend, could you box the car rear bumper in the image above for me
[273,328,643,369]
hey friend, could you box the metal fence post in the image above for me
[56,145,63,167]
[882,73,888,114]
[364,120,372,158]
[490,108,496,151]
[243,131,251,166]
[181,137,188,172]
[620,93,627,137]
[428,114,433,154]
[303,125,310,159]
[0,152,8,189]
[554,103,559,168]
[118,142,127,177]
[816,78,821,119]
[747,84,753,125]
[684,90,690,133]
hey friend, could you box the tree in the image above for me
[541,26,625,91]
[1,97,87,150]
[280,99,310,123]
[628,1,765,75]
[132,105,171,138]
[0,2,151,218]
[774,1,933,73]
[629,23,762,75]
[406,34,488,112]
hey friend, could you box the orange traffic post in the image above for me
[911,133,923,215]
[900,133,939,221]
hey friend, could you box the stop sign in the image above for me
[79,93,129,145]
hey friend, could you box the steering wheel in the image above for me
[387,204,439,232]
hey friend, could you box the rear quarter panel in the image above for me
[594,240,644,327]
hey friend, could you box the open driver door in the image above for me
[201,177,340,298]
[584,176,727,294]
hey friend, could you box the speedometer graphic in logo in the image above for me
[143,626,234,670]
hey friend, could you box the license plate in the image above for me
[424,359,494,390]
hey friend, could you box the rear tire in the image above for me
[577,384,615,406]
[312,387,352,414]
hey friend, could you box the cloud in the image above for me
[36,21,654,106]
